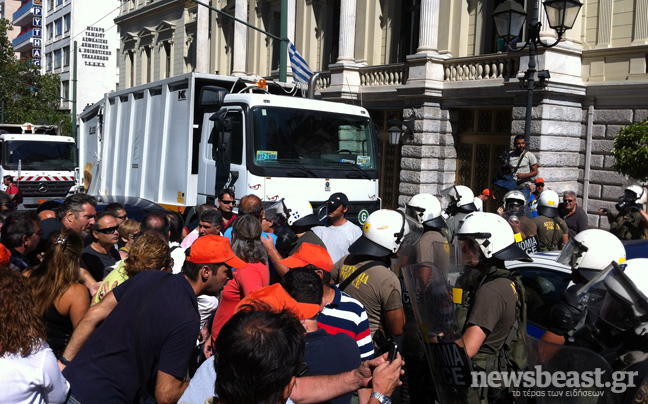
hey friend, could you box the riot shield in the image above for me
[522,333,619,404]
[402,262,473,404]
[398,211,424,268]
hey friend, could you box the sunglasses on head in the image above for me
[95,226,119,234]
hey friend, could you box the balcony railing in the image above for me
[443,54,520,82]
[316,71,330,90]
[359,63,408,86]
[13,0,35,21]
[12,28,37,49]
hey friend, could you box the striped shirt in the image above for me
[318,285,374,360]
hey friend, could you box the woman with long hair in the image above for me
[206,215,269,356]
[0,268,69,403]
[26,229,90,359]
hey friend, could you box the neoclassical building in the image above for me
[115,0,648,228]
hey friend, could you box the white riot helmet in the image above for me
[455,212,530,262]
[455,186,477,212]
[537,190,560,218]
[277,197,321,227]
[625,185,647,204]
[503,190,527,208]
[600,259,648,335]
[557,229,626,280]
[406,193,446,228]
[348,209,410,257]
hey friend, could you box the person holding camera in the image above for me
[599,185,648,240]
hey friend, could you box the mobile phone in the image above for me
[388,341,399,362]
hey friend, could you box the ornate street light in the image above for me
[492,0,582,143]
[388,117,415,146]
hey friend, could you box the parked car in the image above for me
[506,251,572,338]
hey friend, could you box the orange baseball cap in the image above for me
[188,235,246,268]
[279,243,334,272]
[482,189,495,199]
[236,284,321,320]
[535,177,545,184]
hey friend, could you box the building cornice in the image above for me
[115,0,190,25]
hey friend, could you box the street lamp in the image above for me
[492,0,582,143]
[388,117,414,146]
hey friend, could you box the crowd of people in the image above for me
[0,162,647,404]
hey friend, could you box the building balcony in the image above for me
[442,53,520,84]
[12,0,41,26]
[12,28,41,52]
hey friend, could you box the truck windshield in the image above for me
[250,106,376,171]
[2,140,77,171]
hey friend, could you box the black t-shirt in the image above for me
[82,244,121,281]
[63,271,199,403]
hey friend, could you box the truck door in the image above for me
[198,107,245,204]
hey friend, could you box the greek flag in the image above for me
[288,41,313,84]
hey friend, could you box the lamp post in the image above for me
[492,0,582,143]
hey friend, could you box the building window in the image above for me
[55,18,63,37]
[64,14,71,33]
[56,0,63,5]
[46,53,53,71]
[164,42,171,79]
[145,47,151,83]
[61,81,69,101]
[47,23,53,40]
[128,51,135,87]
[54,49,62,68]
[63,46,70,66]
[398,0,420,62]
[47,0,54,11]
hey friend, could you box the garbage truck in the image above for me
[0,122,78,207]
[78,73,381,218]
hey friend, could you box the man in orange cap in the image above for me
[181,269,402,404]
[280,243,374,361]
[475,189,496,212]
[60,235,246,404]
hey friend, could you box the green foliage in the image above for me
[0,19,73,135]
[611,119,648,182]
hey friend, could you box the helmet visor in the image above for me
[405,205,426,224]
[599,291,637,331]
[455,236,483,268]
[557,237,587,269]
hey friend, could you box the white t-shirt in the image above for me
[0,344,69,404]
[313,220,362,264]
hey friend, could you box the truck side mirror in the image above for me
[208,110,233,165]
[199,86,228,109]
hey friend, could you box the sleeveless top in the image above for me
[43,304,73,359]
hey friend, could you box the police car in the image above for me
[505,251,571,338]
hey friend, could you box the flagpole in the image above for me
[279,0,288,82]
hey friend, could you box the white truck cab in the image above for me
[0,123,77,207]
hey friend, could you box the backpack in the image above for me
[470,268,528,373]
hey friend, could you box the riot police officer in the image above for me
[405,193,450,271]
[532,190,569,251]
[541,229,627,346]
[599,185,648,240]
[454,212,530,403]
[442,185,478,243]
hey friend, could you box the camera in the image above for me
[616,200,639,212]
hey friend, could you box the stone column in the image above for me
[337,0,356,63]
[195,3,209,73]
[232,0,247,75]
[398,104,456,204]
[417,0,439,54]
[632,0,648,45]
